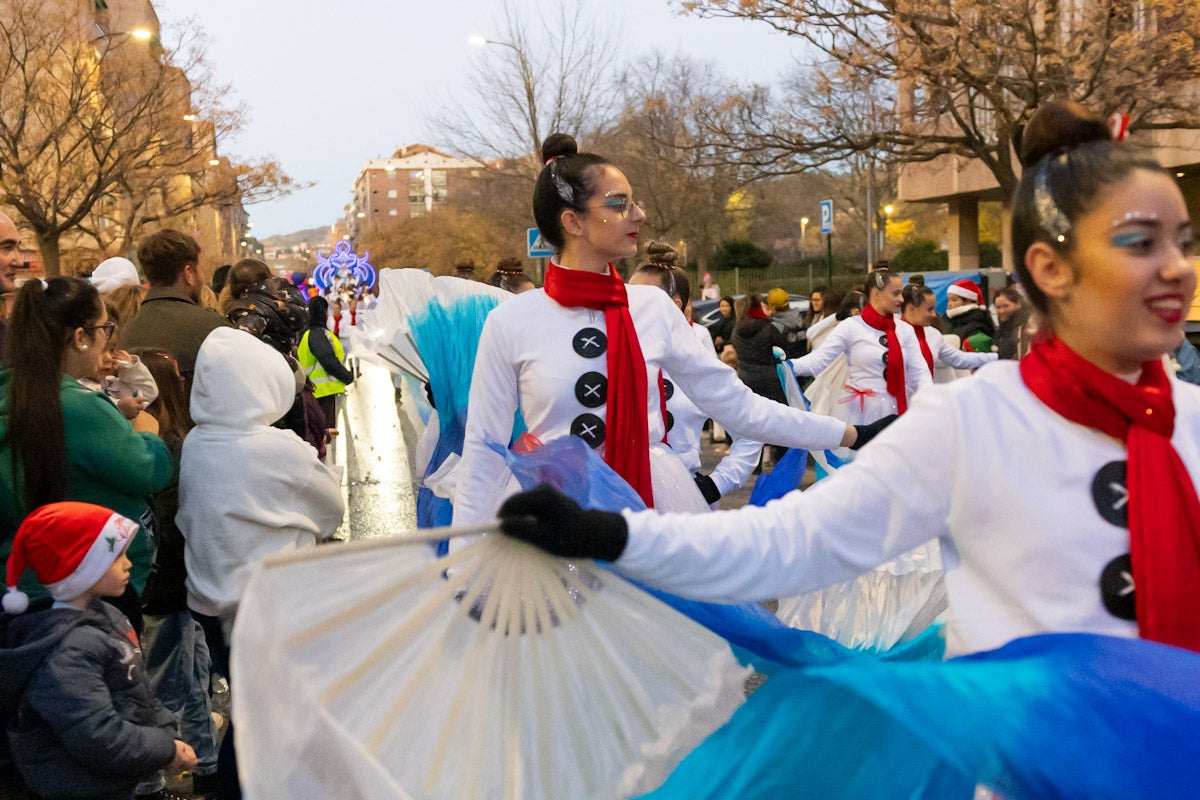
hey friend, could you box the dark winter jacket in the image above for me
[120,288,232,381]
[732,317,788,405]
[709,313,735,353]
[944,305,995,343]
[0,600,175,799]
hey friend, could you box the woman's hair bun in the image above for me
[1018,100,1111,169]
[541,133,578,164]
[645,241,678,267]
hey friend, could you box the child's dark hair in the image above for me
[7,278,104,510]
[532,134,610,251]
[836,291,865,320]
[130,348,193,444]
[1012,100,1167,314]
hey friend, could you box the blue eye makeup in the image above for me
[1110,230,1151,248]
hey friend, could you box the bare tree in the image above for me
[677,0,1200,202]
[432,0,624,171]
[0,1,296,275]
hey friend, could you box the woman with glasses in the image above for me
[899,280,998,381]
[453,134,882,525]
[498,102,1200,794]
[0,278,172,628]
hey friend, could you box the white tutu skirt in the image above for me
[649,443,710,514]
[774,541,948,652]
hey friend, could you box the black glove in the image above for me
[694,473,721,505]
[850,414,897,451]
[497,483,628,561]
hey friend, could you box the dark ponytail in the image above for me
[6,278,102,510]
[532,133,610,251]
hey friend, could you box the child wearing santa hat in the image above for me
[944,278,997,352]
[0,502,196,799]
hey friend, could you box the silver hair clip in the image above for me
[1034,154,1071,244]
[548,159,574,205]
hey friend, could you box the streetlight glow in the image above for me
[884,204,895,216]
[208,158,220,166]
[468,34,489,46]
[130,28,153,41]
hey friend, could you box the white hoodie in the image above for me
[179,328,344,631]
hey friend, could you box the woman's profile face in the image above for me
[946,293,967,310]
[573,165,645,262]
[906,294,937,328]
[719,299,732,317]
[871,276,903,315]
[1049,168,1195,373]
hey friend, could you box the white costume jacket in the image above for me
[615,363,1200,657]
[789,315,932,424]
[454,285,847,525]
[901,321,998,375]
[665,322,762,498]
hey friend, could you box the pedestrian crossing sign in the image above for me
[527,227,554,258]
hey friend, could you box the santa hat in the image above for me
[946,279,984,306]
[3,503,138,614]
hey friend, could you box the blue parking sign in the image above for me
[819,200,833,234]
[527,228,554,258]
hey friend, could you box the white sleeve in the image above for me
[657,299,848,451]
[938,337,1000,370]
[789,320,850,377]
[452,315,521,526]
[614,384,958,602]
[709,435,763,496]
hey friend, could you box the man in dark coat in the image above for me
[121,230,231,387]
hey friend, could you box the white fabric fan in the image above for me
[232,530,750,800]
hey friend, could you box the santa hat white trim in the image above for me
[947,283,980,303]
[45,513,136,602]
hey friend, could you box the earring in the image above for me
[80,345,89,351]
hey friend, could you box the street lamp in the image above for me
[468,34,518,51]
[800,217,809,260]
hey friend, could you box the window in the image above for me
[388,189,398,199]
[389,209,399,216]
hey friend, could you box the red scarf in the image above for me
[1020,336,1200,651]
[911,324,934,374]
[860,304,907,414]
[543,262,654,507]
[747,305,769,321]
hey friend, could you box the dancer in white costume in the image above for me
[900,282,998,381]
[788,270,931,427]
[501,100,1200,661]
[627,244,761,509]
[453,135,888,525]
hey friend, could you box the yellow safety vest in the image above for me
[298,329,347,399]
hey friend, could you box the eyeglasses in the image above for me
[584,195,645,218]
[85,321,116,338]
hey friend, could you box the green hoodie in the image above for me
[0,372,174,599]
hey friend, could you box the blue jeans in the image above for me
[135,611,220,794]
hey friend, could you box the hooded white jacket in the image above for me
[179,328,344,630]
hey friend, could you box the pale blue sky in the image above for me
[156,1,803,237]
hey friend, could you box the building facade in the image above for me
[345,145,484,239]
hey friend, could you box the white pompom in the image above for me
[3,587,29,615]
